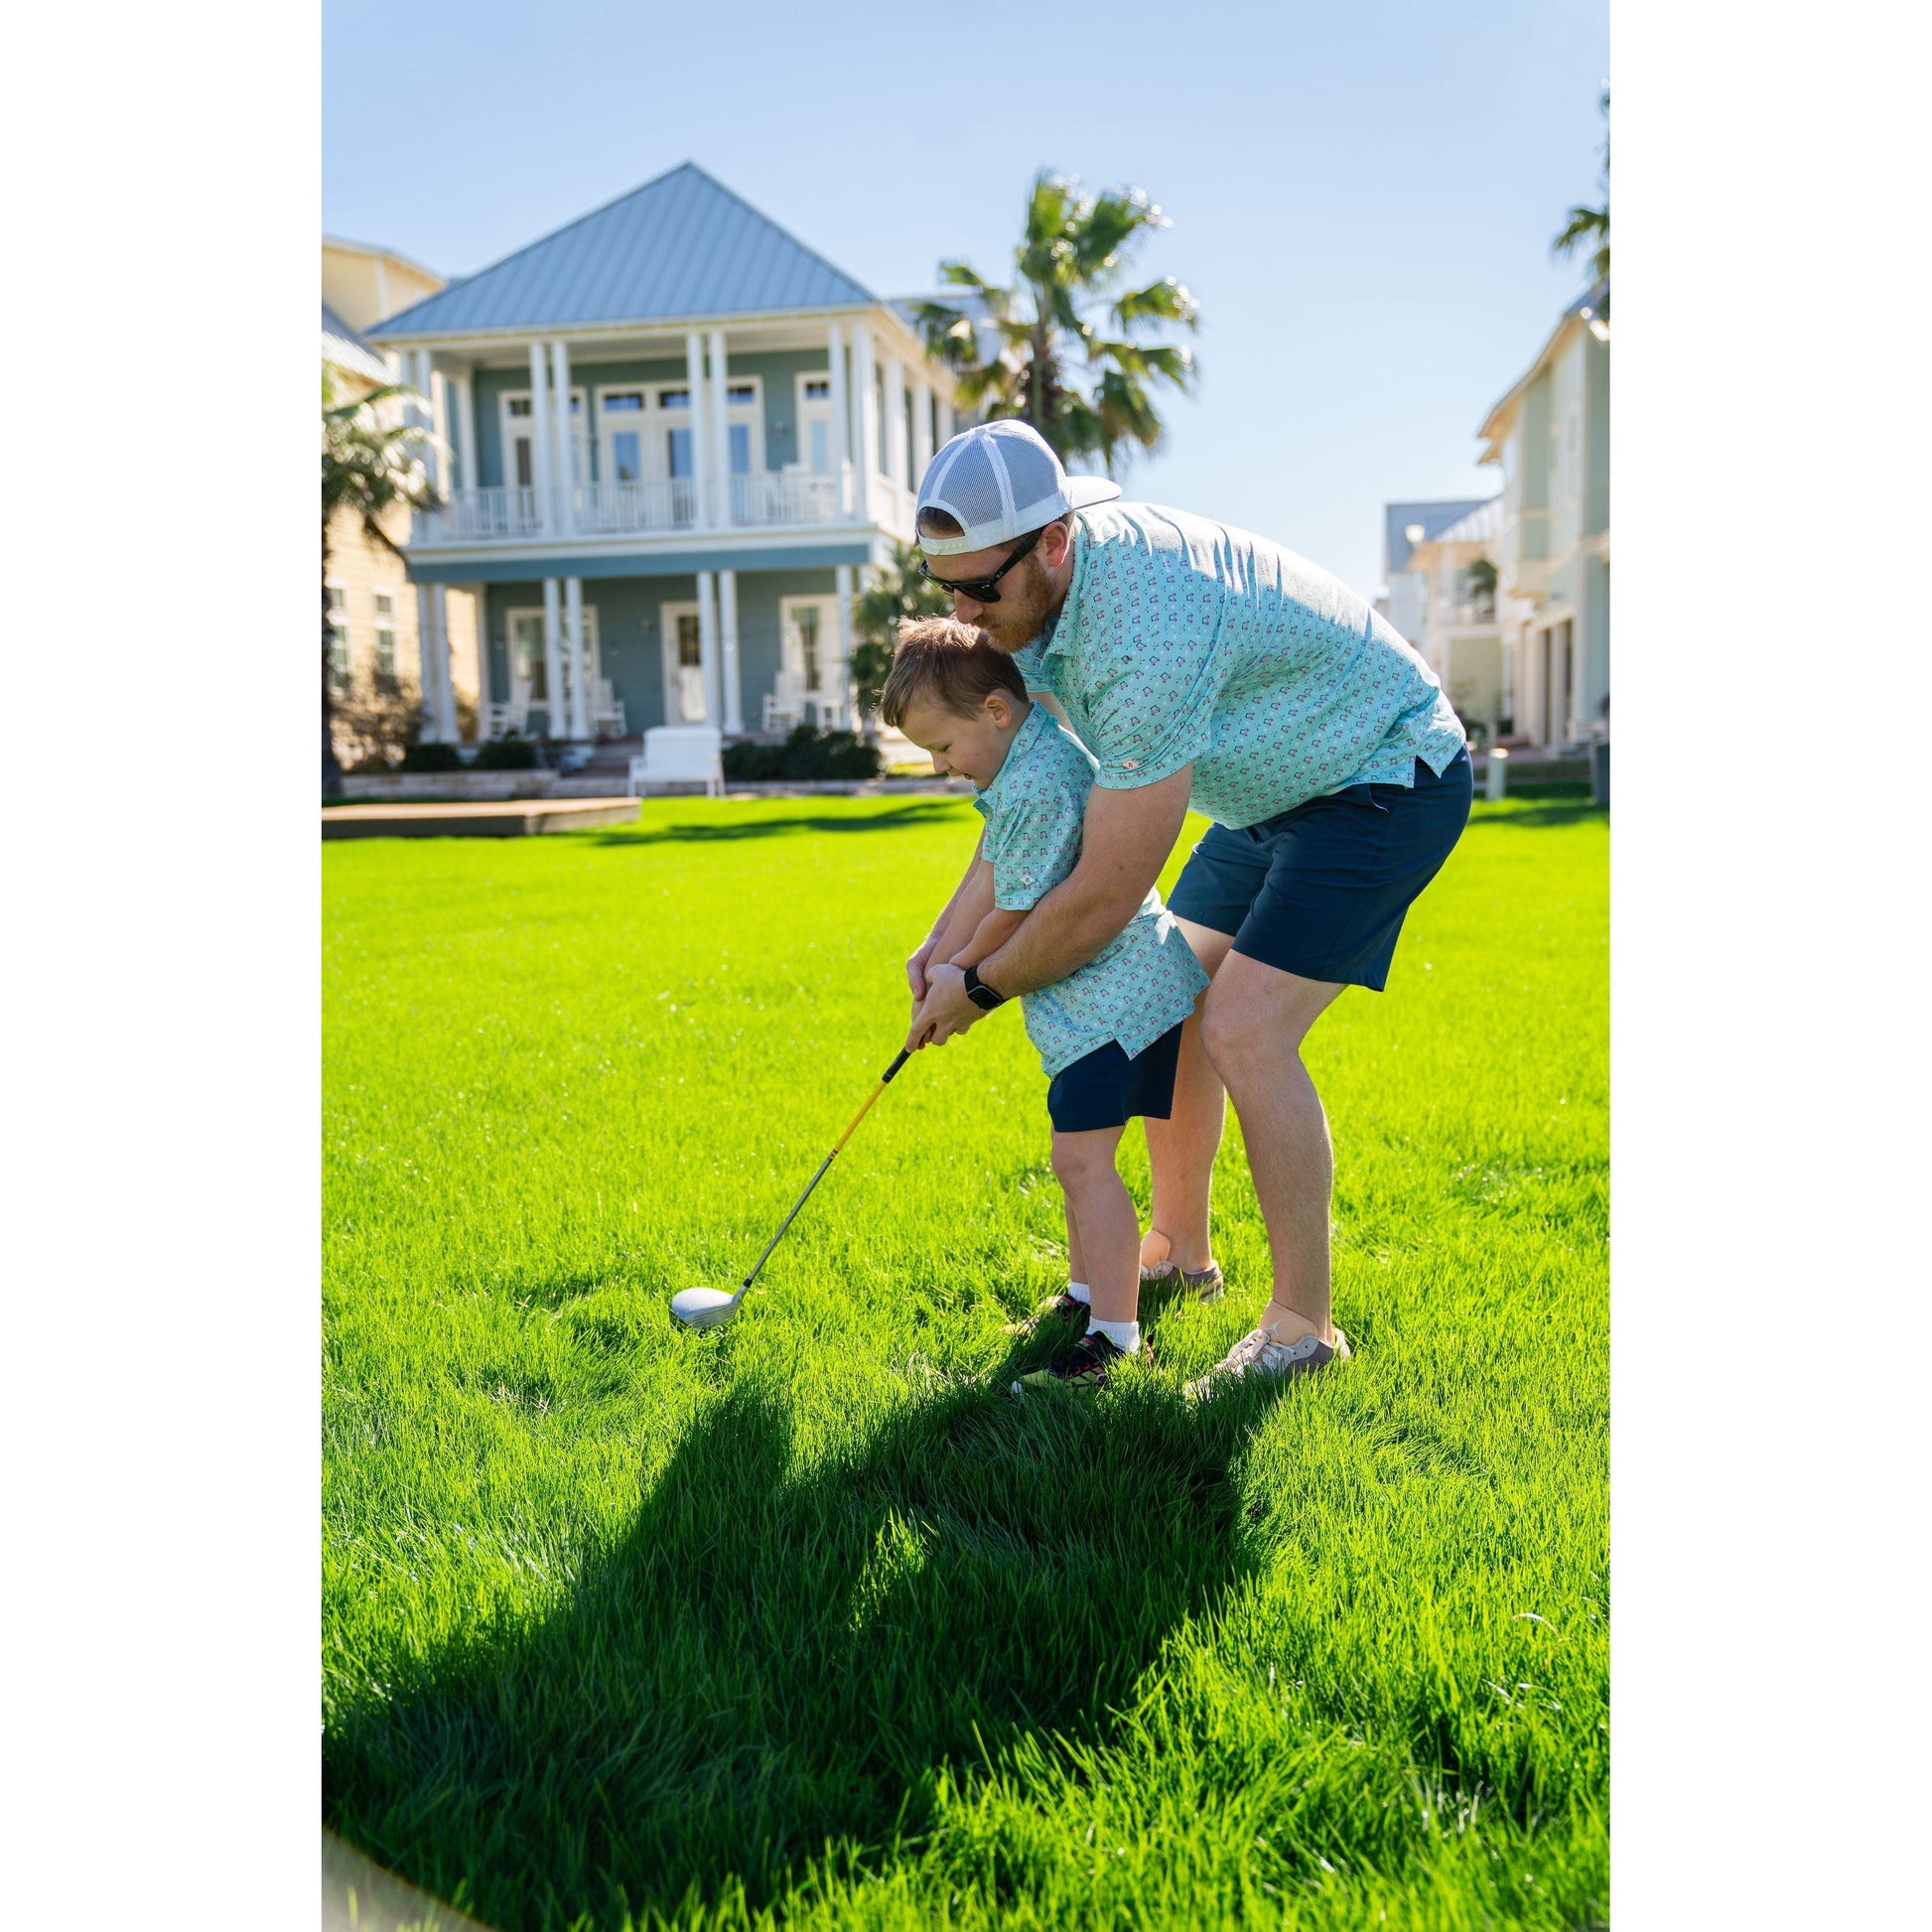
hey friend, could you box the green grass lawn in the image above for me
[324,793,1607,1932]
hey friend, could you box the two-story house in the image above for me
[1379,499,1493,647]
[363,163,963,750]
[1401,495,1524,743]
[1477,280,1610,748]
[323,237,485,760]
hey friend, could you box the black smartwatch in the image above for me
[962,964,1008,1011]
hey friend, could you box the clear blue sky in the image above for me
[324,0,1605,600]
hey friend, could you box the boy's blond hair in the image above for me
[879,617,1029,730]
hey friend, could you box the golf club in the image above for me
[669,1047,911,1330]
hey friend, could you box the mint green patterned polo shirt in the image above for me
[974,703,1210,1078]
[1013,502,1466,828]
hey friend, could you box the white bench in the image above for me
[628,725,725,798]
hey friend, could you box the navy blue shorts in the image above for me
[1045,1020,1186,1134]
[1166,751,1472,991]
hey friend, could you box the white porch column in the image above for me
[564,576,589,740]
[550,340,576,532]
[826,322,852,516]
[708,328,732,524]
[685,332,713,530]
[718,569,743,735]
[528,341,554,533]
[471,581,490,716]
[937,395,955,446]
[834,564,858,723]
[453,372,478,495]
[696,570,722,726]
[429,368,452,501]
[911,376,933,488]
[541,577,565,738]
[884,353,907,496]
[851,323,878,522]
[415,583,453,743]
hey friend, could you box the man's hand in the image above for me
[905,963,982,1053]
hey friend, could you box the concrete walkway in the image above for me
[323,1829,495,1931]
[322,798,640,839]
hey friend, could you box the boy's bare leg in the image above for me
[1050,1127,1138,1323]
[1064,1190,1086,1290]
[1141,920,1235,1274]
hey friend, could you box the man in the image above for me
[904,420,1472,1392]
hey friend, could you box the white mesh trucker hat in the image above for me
[914,420,1121,556]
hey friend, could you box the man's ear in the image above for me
[1039,515,1075,568]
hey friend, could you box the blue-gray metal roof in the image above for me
[322,304,392,384]
[1385,499,1491,576]
[1430,495,1504,547]
[368,163,876,340]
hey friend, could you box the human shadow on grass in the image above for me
[324,1366,1271,1931]
[591,802,966,848]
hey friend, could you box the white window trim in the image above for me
[504,604,601,713]
[499,386,588,487]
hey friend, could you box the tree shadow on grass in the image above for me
[590,802,967,848]
[324,1367,1266,1931]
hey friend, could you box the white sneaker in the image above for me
[1186,1323,1350,1401]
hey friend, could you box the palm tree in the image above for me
[321,370,432,794]
[1553,88,1610,287]
[850,540,953,726]
[915,171,1198,474]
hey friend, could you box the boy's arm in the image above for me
[947,903,1027,971]
[922,858,997,981]
[907,830,987,1000]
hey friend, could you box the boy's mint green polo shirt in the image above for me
[1012,502,1467,828]
[973,704,1209,1078]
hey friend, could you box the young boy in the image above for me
[882,618,1213,1391]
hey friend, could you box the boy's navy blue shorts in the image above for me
[1046,1020,1186,1134]
[1166,751,1473,992]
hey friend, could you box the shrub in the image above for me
[723,726,883,782]
[399,741,464,772]
[475,733,540,770]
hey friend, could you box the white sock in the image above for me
[1089,1316,1140,1354]
[1065,1281,1091,1306]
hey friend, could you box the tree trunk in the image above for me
[322,528,344,798]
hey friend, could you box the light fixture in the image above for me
[1405,523,1426,544]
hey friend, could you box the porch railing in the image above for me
[413,469,864,546]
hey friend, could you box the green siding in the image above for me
[481,567,842,738]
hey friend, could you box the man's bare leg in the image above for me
[1141,919,1234,1276]
[1197,953,1345,1345]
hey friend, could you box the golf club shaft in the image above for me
[739,1050,909,1292]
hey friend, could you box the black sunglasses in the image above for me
[915,521,1046,604]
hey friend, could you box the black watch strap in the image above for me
[963,964,1007,1011]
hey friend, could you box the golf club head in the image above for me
[670,1285,744,1330]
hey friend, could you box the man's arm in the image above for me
[910,768,1193,1046]
[906,829,987,1001]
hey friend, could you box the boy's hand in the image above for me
[906,963,981,1053]
[906,932,940,1003]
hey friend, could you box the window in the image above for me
[326,585,350,693]
[728,422,752,476]
[514,439,534,487]
[798,373,835,475]
[726,382,757,407]
[603,391,643,412]
[373,592,398,694]
[797,604,821,691]
[507,396,532,417]
[658,387,690,409]
[611,430,642,483]
[667,426,693,478]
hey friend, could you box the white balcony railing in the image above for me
[412,467,863,547]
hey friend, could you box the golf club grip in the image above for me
[881,1048,909,1083]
